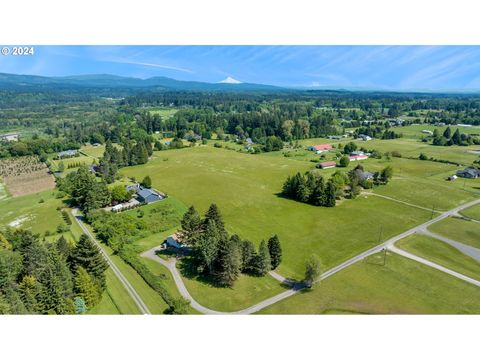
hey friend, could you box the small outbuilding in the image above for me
[317,161,337,169]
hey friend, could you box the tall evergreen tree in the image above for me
[69,234,109,289]
[240,240,257,273]
[254,240,272,276]
[195,219,222,274]
[74,267,100,308]
[267,235,282,270]
[181,206,202,245]
[325,181,336,207]
[204,203,225,231]
[215,236,242,287]
[443,126,452,139]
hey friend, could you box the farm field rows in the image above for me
[258,252,480,314]
[396,233,480,281]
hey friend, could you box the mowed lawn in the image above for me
[177,257,286,312]
[460,204,480,221]
[428,216,480,249]
[121,146,433,279]
[396,234,480,281]
[258,252,480,314]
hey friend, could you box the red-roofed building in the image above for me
[308,144,333,154]
[317,161,337,169]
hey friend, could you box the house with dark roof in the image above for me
[456,168,480,179]
[137,187,163,203]
[355,168,374,181]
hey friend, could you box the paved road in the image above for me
[141,245,305,314]
[140,198,480,314]
[362,192,443,213]
[388,244,480,287]
[419,229,480,261]
[72,209,151,315]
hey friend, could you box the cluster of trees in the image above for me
[282,172,336,207]
[431,127,480,146]
[98,139,152,183]
[180,204,282,287]
[0,229,108,314]
[282,165,393,206]
[57,167,111,213]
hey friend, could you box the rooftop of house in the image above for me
[311,144,332,150]
[319,161,336,167]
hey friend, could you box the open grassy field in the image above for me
[80,144,107,158]
[88,269,142,315]
[428,216,480,249]
[0,189,65,235]
[176,256,286,312]
[147,107,178,118]
[121,146,434,279]
[396,233,480,281]
[50,154,94,172]
[460,204,480,221]
[258,252,480,314]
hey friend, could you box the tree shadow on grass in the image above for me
[177,256,228,289]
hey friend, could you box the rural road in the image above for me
[141,245,305,314]
[72,208,151,315]
[388,244,480,287]
[142,197,480,314]
[419,229,480,261]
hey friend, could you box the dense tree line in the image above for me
[432,127,480,146]
[0,229,107,314]
[180,204,282,287]
[97,139,152,183]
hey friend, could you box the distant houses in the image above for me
[456,168,480,179]
[317,161,336,169]
[0,133,19,142]
[57,149,78,159]
[354,168,374,181]
[357,134,372,141]
[348,150,369,161]
[307,144,332,154]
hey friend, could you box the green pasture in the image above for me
[258,252,480,314]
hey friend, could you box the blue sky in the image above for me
[1,45,480,90]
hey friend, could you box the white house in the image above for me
[0,133,19,142]
[165,233,188,249]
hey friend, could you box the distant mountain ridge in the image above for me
[0,72,282,92]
